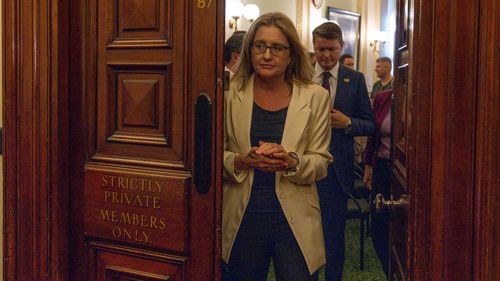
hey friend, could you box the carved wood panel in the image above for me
[67,0,222,280]
[105,63,172,147]
[90,241,187,281]
[391,0,413,280]
[95,0,183,168]
[393,62,407,180]
[84,166,189,251]
[108,0,172,48]
[6,0,495,280]
[85,0,190,258]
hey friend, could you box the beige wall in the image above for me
[301,0,361,50]
[359,0,381,88]
[224,0,389,89]
[299,0,383,88]
[225,0,297,39]
[325,0,358,11]
[322,0,382,88]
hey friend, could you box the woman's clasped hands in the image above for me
[235,141,298,172]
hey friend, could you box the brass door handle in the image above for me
[375,194,410,211]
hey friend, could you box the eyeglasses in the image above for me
[251,41,290,56]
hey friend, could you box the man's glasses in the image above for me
[251,41,290,56]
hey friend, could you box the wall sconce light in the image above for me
[370,31,390,54]
[243,4,260,23]
[228,0,245,31]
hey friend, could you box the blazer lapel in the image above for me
[281,83,311,152]
[334,66,348,109]
[231,75,253,151]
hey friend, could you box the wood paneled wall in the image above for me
[410,0,500,280]
[3,0,68,280]
[428,0,478,279]
[474,0,500,280]
[2,0,499,280]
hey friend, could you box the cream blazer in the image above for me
[222,75,333,273]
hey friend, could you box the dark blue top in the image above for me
[246,102,288,213]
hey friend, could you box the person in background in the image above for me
[224,31,247,78]
[223,12,333,281]
[339,53,355,70]
[221,31,247,281]
[312,22,375,281]
[339,53,365,165]
[371,57,393,100]
[363,89,393,277]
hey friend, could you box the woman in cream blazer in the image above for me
[222,12,333,281]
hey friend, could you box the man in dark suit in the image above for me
[312,22,375,281]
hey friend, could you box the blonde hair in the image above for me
[234,12,314,90]
[312,22,344,45]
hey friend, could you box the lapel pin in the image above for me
[344,78,350,83]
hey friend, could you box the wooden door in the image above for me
[68,1,223,280]
[6,0,497,280]
[387,0,495,280]
[389,0,413,279]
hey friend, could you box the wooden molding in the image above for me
[3,0,69,280]
[428,1,479,280]
[474,0,500,280]
[409,0,433,280]
[3,0,496,280]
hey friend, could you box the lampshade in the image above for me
[373,30,390,42]
[227,0,244,18]
[243,4,260,22]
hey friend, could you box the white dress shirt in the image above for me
[313,62,339,106]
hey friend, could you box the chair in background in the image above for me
[345,162,371,270]
[353,162,371,235]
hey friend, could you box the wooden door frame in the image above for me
[473,0,499,279]
[407,0,433,279]
[3,0,498,280]
[405,0,499,280]
[3,0,69,280]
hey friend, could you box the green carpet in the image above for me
[267,219,386,281]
